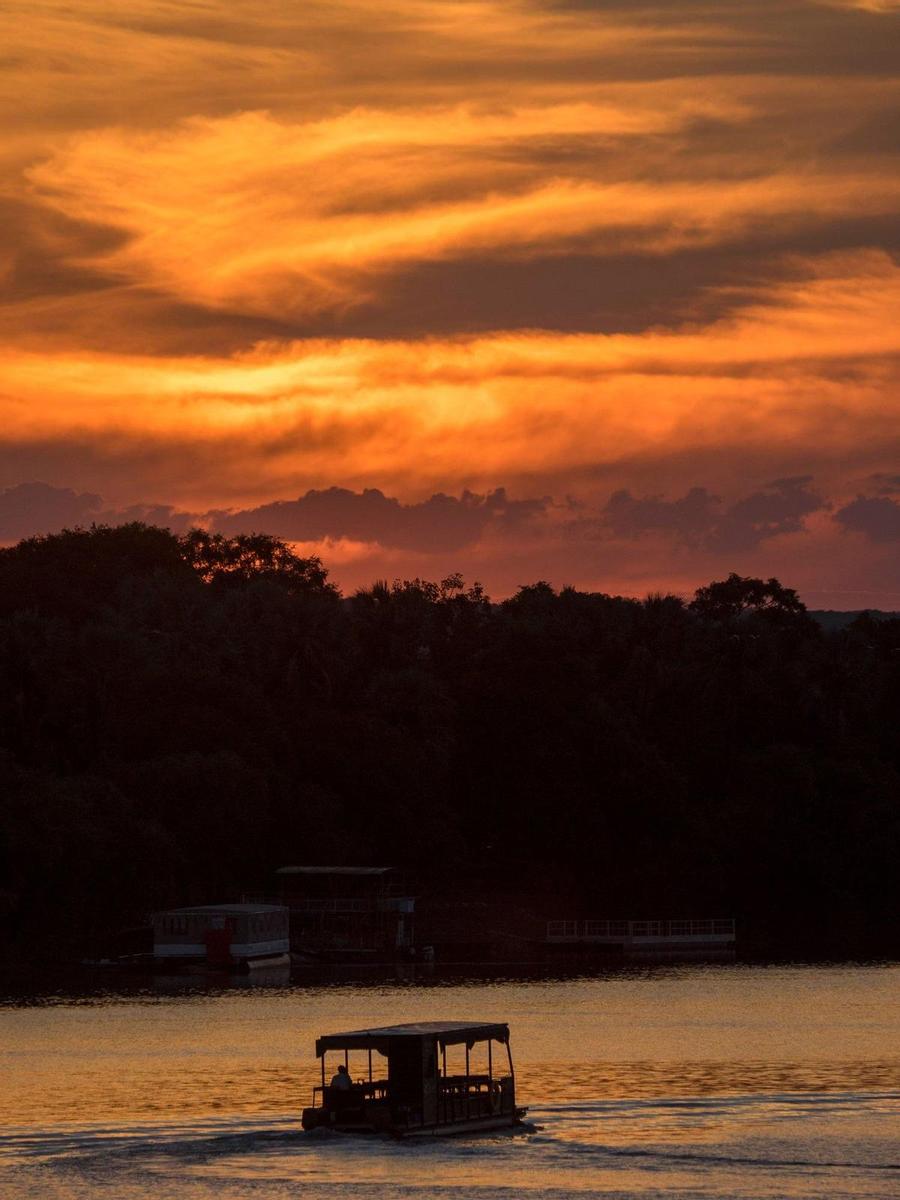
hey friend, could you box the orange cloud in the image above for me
[0,250,895,507]
[24,99,900,322]
[0,1,898,599]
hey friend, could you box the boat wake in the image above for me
[2,1091,898,1200]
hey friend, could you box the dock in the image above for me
[545,918,736,960]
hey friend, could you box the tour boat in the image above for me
[301,1020,528,1137]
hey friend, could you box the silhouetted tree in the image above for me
[180,529,336,594]
[690,572,809,623]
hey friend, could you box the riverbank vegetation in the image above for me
[1,525,897,959]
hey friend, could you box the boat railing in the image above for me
[439,1073,494,1094]
[438,1074,509,1122]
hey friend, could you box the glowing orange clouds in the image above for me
[1,0,899,598]
[27,107,900,321]
[2,250,896,506]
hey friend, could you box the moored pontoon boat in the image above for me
[301,1020,528,1137]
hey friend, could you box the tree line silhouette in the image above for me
[0,524,897,961]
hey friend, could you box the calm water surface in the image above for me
[1,963,898,1199]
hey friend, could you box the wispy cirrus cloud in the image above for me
[0,248,896,513]
[27,111,900,324]
[0,0,897,599]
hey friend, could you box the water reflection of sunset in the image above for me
[2,968,898,1199]
[4,966,899,1125]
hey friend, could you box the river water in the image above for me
[1,963,898,1199]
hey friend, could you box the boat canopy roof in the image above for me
[315,1020,509,1056]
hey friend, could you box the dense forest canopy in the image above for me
[1,524,898,959]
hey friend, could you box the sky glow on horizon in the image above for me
[1,0,899,602]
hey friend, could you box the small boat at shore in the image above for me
[301,1020,528,1138]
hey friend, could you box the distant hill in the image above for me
[810,610,900,632]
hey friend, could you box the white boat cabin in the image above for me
[152,903,289,967]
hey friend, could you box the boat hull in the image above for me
[397,1110,529,1138]
[303,1108,528,1138]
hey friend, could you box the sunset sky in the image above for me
[2,0,899,602]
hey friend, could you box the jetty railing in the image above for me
[546,918,735,941]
